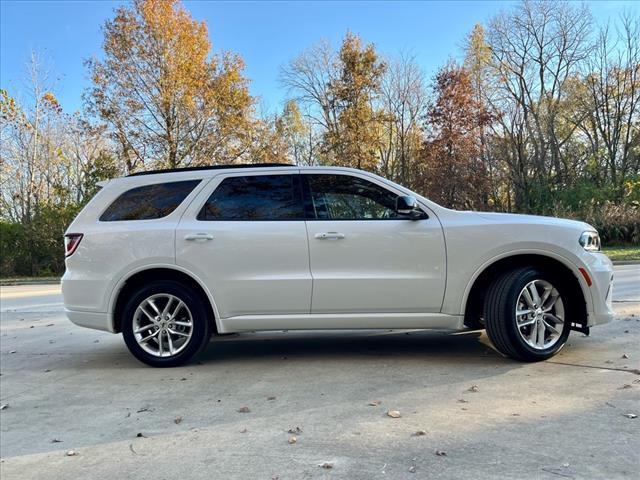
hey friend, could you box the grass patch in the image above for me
[602,245,640,262]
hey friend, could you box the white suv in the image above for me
[62,164,614,367]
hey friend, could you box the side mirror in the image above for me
[396,195,427,220]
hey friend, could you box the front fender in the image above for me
[444,244,596,318]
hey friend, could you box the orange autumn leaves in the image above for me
[87,0,253,170]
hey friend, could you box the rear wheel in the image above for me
[122,280,212,367]
[484,267,571,361]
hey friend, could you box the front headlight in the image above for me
[579,231,601,252]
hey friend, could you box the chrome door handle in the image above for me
[184,233,214,241]
[315,232,345,240]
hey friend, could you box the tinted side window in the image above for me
[100,180,200,221]
[306,174,399,220]
[198,175,304,221]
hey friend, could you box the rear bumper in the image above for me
[65,309,114,333]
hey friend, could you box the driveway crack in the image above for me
[546,360,639,374]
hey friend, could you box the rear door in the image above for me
[176,171,311,319]
[303,172,446,314]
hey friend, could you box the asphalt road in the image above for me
[0,266,638,479]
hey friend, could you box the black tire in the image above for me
[122,280,212,367]
[484,267,571,361]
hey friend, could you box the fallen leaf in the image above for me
[457,399,468,403]
[435,450,447,456]
[413,430,427,436]
[623,413,637,419]
[267,396,276,401]
[8,350,16,354]
[0,404,8,410]
[237,406,250,413]
[318,462,333,469]
[65,450,77,457]
[174,416,183,425]
[467,385,479,392]
[288,436,297,444]
[369,400,381,406]
[622,353,629,359]
[408,465,416,473]
[287,426,302,434]
[387,410,401,418]
[44,369,51,373]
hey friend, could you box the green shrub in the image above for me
[0,222,28,277]
[581,202,640,245]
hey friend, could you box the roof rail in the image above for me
[127,163,294,177]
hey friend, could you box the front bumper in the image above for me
[584,253,615,327]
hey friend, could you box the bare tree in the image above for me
[279,39,340,142]
[379,52,427,185]
[487,0,593,210]
[575,13,640,197]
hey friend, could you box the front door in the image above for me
[303,173,446,314]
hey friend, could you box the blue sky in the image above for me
[1,0,637,114]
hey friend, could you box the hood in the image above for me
[474,211,592,231]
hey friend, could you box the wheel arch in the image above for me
[110,265,221,334]
[462,252,590,332]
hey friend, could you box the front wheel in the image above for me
[484,267,571,361]
[122,280,212,367]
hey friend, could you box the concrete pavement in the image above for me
[613,264,640,302]
[0,266,638,479]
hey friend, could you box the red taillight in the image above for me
[64,233,83,257]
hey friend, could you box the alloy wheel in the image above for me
[515,279,565,350]
[132,293,194,357]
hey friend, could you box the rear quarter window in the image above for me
[99,180,201,221]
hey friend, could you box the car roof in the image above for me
[118,164,367,182]
[126,163,294,177]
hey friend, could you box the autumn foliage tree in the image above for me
[85,0,254,171]
[281,33,388,170]
[420,63,490,209]
[326,33,386,170]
